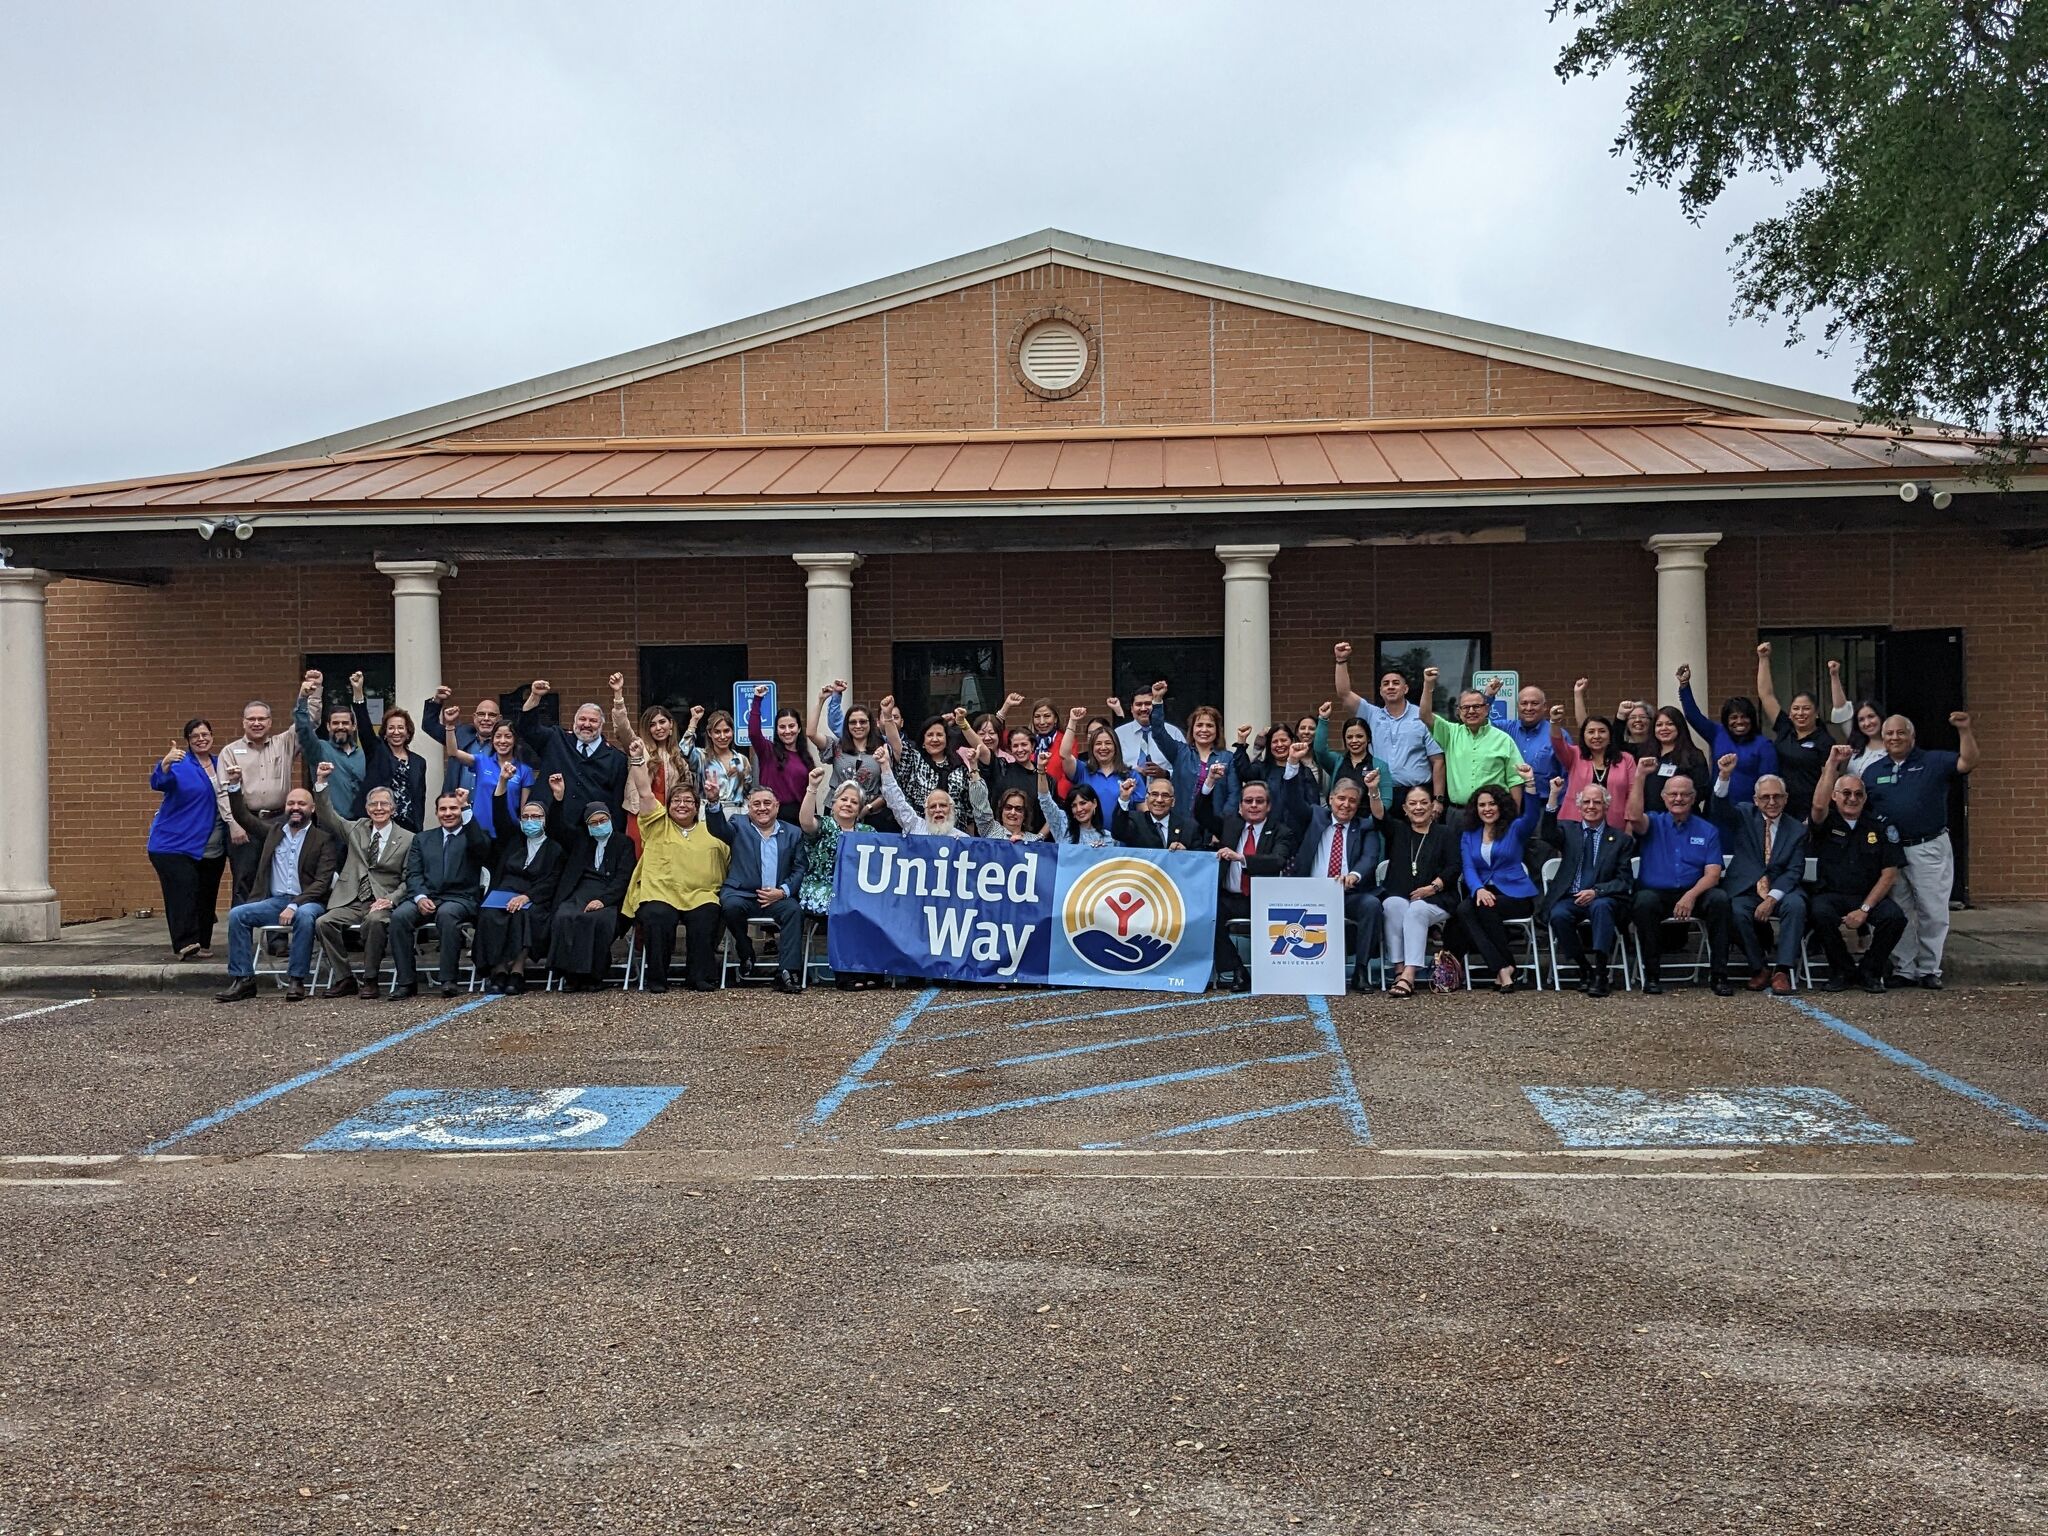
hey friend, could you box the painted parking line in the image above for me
[136,995,500,1155]
[920,988,1089,1014]
[931,1013,1307,1077]
[0,997,92,1025]
[912,993,1229,1046]
[1778,995,2048,1136]
[888,1049,1333,1132]
[806,987,942,1129]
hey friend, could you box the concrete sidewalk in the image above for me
[3,907,2044,995]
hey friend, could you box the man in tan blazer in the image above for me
[311,766,416,998]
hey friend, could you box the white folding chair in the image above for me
[721,915,794,988]
[1628,851,1711,988]
[251,924,330,990]
[1542,857,1633,992]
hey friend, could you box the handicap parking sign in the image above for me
[1522,1085,1909,1148]
[305,1086,684,1152]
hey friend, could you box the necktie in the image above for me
[373,830,385,864]
[1763,817,1776,866]
[1579,832,1598,891]
[1157,819,1169,844]
[1326,828,1343,877]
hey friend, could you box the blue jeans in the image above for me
[1548,894,1622,968]
[227,895,326,979]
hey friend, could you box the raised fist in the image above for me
[1829,744,1853,766]
[1717,753,1738,776]
[1333,640,1352,662]
[1364,767,1382,791]
[1289,738,1312,763]
[432,684,453,704]
[1317,700,1332,719]
[224,764,243,786]
[808,762,830,785]
[687,705,705,722]
[1235,724,1253,744]
[1483,677,1503,698]
[349,671,366,691]
[1514,760,1535,784]
[1550,703,1565,724]
[1068,704,1088,722]
[1004,692,1025,711]
[301,671,322,697]
[1756,642,1772,658]
[956,746,979,770]
[1949,710,1972,729]
[1573,677,1589,693]
[828,679,848,696]
[314,761,333,784]
[1637,756,1660,774]
[441,704,461,728]
[1422,666,1440,684]
[608,672,625,694]
[753,683,769,700]
[1118,776,1138,802]
[1676,664,1692,686]
[1150,680,1169,699]
[548,772,566,799]
[531,679,552,697]
[1826,659,1842,677]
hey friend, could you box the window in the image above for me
[1113,637,1224,719]
[1757,628,1882,718]
[1375,634,1490,718]
[303,651,395,726]
[893,641,1003,724]
[640,645,749,724]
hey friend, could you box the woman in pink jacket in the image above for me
[1548,704,1634,830]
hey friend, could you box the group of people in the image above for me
[142,636,1978,1001]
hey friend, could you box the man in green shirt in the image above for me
[1419,669,1526,811]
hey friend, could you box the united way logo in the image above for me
[1063,858,1186,975]
[1266,907,1328,959]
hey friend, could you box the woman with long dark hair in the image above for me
[1548,705,1634,830]
[147,717,229,961]
[687,708,752,818]
[357,696,428,833]
[1453,765,1542,992]
[746,685,819,824]
[879,697,974,813]
[1648,705,1714,810]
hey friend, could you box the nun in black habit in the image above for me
[476,777,564,994]
[549,801,637,990]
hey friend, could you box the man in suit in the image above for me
[1212,779,1297,992]
[388,792,493,999]
[1112,775,1203,852]
[518,679,628,841]
[1286,780,1385,990]
[1719,769,1810,994]
[217,783,340,1004]
[310,770,415,999]
[709,786,808,993]
[1539,782,1637,997]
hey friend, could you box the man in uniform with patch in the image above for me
[1860,711,1978,988]
[1808,747,1910,993]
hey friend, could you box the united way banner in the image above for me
[1247,876,1348,996]
[828,833,1218,993]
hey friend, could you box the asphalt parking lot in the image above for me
[4,979,2046,1534]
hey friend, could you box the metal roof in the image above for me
[0,415,1994,529]
[239,230,1881,464]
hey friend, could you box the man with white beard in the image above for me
[877,742,990,836]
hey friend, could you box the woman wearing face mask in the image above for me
[474,782,563,995]
[1547,705,1635,831]
[623,748,730,993]
[1753,642,1837,816]
[746,685,819,824]
[1379,783,1460,997]
[1677,665,1777,810]
[547,801,638,992]
[686,708,752,818]
[447,720,535,840]
[148,717,230,961]
[355,694,428,833]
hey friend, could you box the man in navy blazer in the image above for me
[1285,779,1385,990]
[1719,771,1810,993]
[1539,782,1637,996]
[709,786,807,992]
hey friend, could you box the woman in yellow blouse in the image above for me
[622,750,731,993]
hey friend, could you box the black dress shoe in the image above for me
[283,979,307,1002]
[504,973,527,995]
[1862,974,1887,994]
[1710,976,1736,997]
[1919,974,1945,990]
[774,971,802,995]
[327,975,360,999]
[1822,976,1850,993]
[389,983,418,999]
[644,980,669,995]
[439,983,460,999]
[215,977,259,1004]
[1642,978,1663,995]
[1587,973,1610,999]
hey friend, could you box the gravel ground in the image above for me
[3,981,2045,1534]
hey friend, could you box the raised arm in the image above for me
[1418,667,1441,730]
[1627,755,1656,836]
[1310,708,1338,776]
[878,695,905,758]
[966,772,995,837]
[745,685,773,757]
[1952,711,1979,774]
[423,685,453,748]
[1676,667,1715,742]
[1061,705,1088,779]
[797,762,829,834]
[1571,676,1590,729]
[608,672,634,746]
[1549,704,1577,768]
[1754,643,1784,729]
[310,764,348,836]
[293,673,324,759]
[1036,756,1070,841]
[442,705,477,765]
[1827,658,1852,726]
[876,743,917,830]
[518,679,557,752]
[807,685,837,753]
[1332,640,1365,714]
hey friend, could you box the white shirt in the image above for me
[271,821,307,898]
[1115,716,1187,778]
[1315,822,1352,880]
[1228,819,1264,895]
[757,824,783,884]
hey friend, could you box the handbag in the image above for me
[1430,949,1463,994]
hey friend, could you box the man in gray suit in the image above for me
[1718,768,1810,994]
[311,767,416,999]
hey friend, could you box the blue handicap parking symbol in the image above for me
[1522,1085,1910,1149]
[305,1087,684,1152]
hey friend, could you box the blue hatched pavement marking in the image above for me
[911,993,1231,1046]
[888,1050,1333,1132]
[930,1013,1307,1078]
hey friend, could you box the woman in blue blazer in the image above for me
[146,717,228,959]
[1455,762,1541,991]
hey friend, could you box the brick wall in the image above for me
[46,532,2047,921]
[447,271,1691,442]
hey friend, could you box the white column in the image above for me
[376,560,453,790]
[1217,543,1280,734]
[0,569,60,941]
[793,553,862,706]
[1645,533,1721,708]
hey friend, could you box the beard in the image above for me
[926,813,956,835]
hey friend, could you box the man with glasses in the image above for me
[1808,747,1909,993]
[1417,669,1525,812]
[1717,768,1808,994]
[1861,712,1978,989]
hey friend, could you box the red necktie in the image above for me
[1326,828,1343,877]
[1243,825,1258,861]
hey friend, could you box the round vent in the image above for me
[1015,317,1093,397]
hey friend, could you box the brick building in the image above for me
[1,230,2043,936]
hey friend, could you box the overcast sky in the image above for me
[0,2,1857,492]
